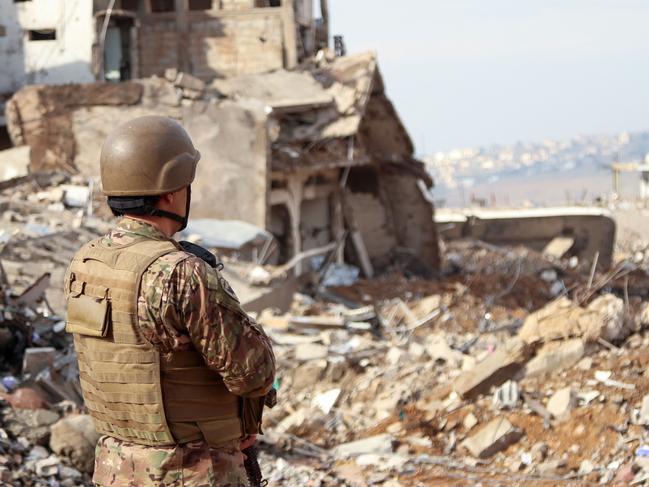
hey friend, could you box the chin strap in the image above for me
[108,187,191,231]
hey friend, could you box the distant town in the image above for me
[424,131,649,208]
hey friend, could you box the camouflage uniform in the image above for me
[90,218,276,487]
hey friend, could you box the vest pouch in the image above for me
[240,396,265,435]
[66,293,111,337]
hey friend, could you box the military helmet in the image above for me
[100,115,200,196]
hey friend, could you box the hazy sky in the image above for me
[328,0,649,153]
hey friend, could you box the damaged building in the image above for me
[0,0,327,144]
[5,50,440,275]
[1,0,441,274]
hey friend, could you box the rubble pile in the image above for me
[0,173,107,486]
[2,173,649,485]
[253,241,649,485]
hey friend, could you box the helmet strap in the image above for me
[107,186,191,231]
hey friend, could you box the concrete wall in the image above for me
[183,99,269,227]
[0,0,93,97]
[381,172,440,272]
[188,13,285,79]
[437,209,616,269]
[138,8,287,80]
[346,190,397,266]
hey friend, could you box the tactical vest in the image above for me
[65,237,244,448]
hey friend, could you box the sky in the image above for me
[328,0,649,154]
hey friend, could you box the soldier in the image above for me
[64,116,276,486]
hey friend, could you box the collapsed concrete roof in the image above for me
[212,51,382,143]
[3,51,440,273]
[5,51,422,180]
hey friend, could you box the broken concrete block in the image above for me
[291,360,327,390]
[587,294,626,342]
[519,294,626,344]
[334,434,394,458]
[22,347,56,376]
[0,145,30,181]
[542,236,574,260]
[452,337,534,399]
[62,184,90,208]
[294,343,328,361]
[463,412,478,431]
[175,72,206,92]
[312,388,341,414]
[164,68,179,82]
[517,338,585,379]
[386,347,405,366]
[34,455,60,477]
[49,414,100,473]
[492,380,519,410]
[637,395,649,425]
[425,334,465,366]
[530,441,549,462]
[461,417,523,459]
[536,457,567,475]
[546,387,576,420]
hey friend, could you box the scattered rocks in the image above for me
[546,387,576,420]
[334,434,395,458]
[461,417,523,459]
[49,414,100,473]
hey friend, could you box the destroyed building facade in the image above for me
[6,50,440,274]
[2,0,438,273]
[0,0,327,136]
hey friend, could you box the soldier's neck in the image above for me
[124,215,178,238]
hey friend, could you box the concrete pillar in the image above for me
[282,0,297,69]
[286,173,306,272]
[175,0,190,73]
[331,187,344,264]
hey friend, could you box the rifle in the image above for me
[242,444,267,487]
[241,388,277,486]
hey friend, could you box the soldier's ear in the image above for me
[158,192,175,207]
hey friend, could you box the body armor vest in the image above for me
[65,236,243,447]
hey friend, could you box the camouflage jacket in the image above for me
[90,218,276,486]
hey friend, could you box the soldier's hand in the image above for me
[240,434,257,453]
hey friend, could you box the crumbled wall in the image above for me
[301,197,332,251]
[6,82,143,172]
[138,11,285,80]
[183,98,269,227]
[380,170,440,272]
[345,191,397,268]
[138,18,180,78]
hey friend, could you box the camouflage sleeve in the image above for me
[158,255,276,397]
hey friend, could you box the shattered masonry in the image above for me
[6,52,440,274]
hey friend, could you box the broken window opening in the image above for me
[0,126,12,151]
[150,0,175,12]
[14,0,31,3]
[103,16,135,82]
[189,0,212,10]
[28,29,56,41]
[254,0,281,7]
[120,0,139,10]
[269,204,292,265]
[347,166,379,194]
[0,25,6,37]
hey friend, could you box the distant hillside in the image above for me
[424,131,649,207]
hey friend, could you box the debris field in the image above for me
[1,175,649,486]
